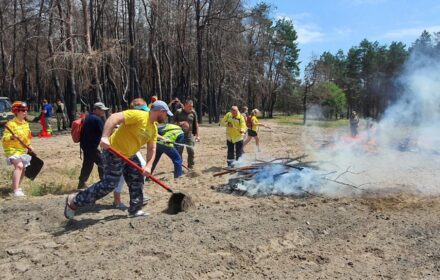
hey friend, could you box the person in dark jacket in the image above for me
[77,102,108,189]
[350,111,360,137]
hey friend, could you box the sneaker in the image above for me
[128,210,150,218]
[13,188,26,197]
[64,193,77,220]
[113,202,128,210]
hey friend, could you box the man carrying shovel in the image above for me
[64,101,173,219]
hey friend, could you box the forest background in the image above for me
[0,0,439,124]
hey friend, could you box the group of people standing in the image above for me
[39,99,69,133]
[1,96,269,219]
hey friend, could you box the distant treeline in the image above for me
[0,1,300,123]
[277,30,440,121]
[1,0,438,124]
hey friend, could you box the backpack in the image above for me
[245,115,253,128]
[71,116,85,143]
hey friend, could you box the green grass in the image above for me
[273,115,349,128]
[61,166,80,180]
[27,181,69,196]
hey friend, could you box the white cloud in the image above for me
[275,13,325,44]
[381,25,440,40]
[296,25,325,44]
[333,27,352,37]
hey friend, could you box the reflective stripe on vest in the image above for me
[158,124,184,147]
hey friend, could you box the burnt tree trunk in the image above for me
[65,0,77,123]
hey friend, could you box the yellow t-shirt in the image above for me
[1,118,32,156]
[110,110,158,157]
[251,116,259,132]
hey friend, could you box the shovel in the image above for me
[4,125,44,180]
[108,146,193,214]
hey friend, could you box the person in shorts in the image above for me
[1,101,34,197]
[243,109,270,152]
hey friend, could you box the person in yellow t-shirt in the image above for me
[1,101,33,197]
[64,100,173,219]
[243,109,270,153]
[221,106,247,166]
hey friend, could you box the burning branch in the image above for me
[214,154,374,197]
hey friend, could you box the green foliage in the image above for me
[247,3,300,117]
[272,18,300,76]
[319,82,347,118]
[274,115,348,128]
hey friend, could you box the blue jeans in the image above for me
[74,150,144,215]
[152,134,184,178]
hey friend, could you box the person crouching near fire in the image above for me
[1,101,34,197]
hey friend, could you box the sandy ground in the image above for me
[0,121,440,279]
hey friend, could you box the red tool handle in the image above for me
[4,125,33,152]
[107,146,173,193]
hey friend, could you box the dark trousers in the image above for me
[74,150,144,214]
[177,134,195,168]
[152,144,183,178]
[227,140,243,166]
[56,113,67,130]
[78,148,103,187]
[350,125,358,137]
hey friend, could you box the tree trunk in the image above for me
[303,85,308,125]
[81,0,103,102]
[11,0,18,100]
[20,0,30,103]
[127,0,138,102]
[66,0,77,123]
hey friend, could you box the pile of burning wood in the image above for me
[213,155,328,197]
[213,155,367,197]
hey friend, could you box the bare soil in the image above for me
[0,122,439,279]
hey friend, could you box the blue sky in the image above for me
[247,0,440,74]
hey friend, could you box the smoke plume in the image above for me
[233,50,440,197]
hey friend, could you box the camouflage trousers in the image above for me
[74,150,144,214]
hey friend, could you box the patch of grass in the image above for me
[26,181,72,196]
[0,168,11,197]
[0,186,11,197]
[61,166,81,180]
[273,115,349,128]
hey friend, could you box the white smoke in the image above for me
[315,51,440,196]
[232,50,440,197]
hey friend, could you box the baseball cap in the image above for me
[94,102,109,111]
[151,100,173,117]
